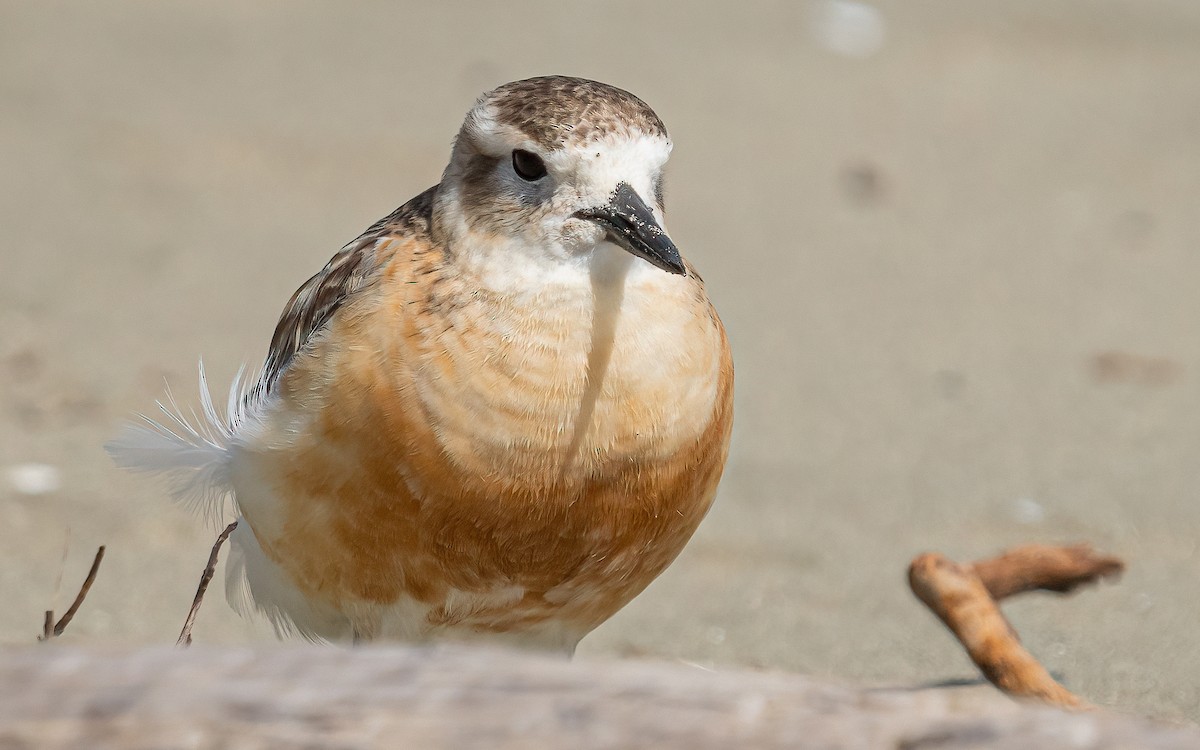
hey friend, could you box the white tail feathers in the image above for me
[105,361,253,526]
[224,522,352,642]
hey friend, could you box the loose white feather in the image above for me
[105,361,251,527]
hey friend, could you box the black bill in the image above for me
[575,182,685,275]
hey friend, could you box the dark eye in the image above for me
[511,149,547,181]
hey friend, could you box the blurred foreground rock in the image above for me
[0,645,1194,749]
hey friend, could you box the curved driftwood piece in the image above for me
[970,544,1124,601]
[0,645,1195,749]
[909,544,1125,709]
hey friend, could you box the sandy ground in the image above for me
[2,0,1199,723]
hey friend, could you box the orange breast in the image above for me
[241,240,733,636]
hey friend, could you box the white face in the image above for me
[432,108,676,281]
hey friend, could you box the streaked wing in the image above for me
[252,186,437,401]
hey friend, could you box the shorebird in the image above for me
[109,76,733,653]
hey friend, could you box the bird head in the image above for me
[434,76,684,283]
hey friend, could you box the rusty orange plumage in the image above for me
[109,76,733,652]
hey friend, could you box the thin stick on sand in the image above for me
[908,543,1124,709]
[178,521,238,647]
[39,545,106,641]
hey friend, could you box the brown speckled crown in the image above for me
[479,76,668,150]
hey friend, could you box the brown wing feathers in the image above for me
[252,187,437,401]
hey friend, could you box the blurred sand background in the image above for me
[2,0,1199,723]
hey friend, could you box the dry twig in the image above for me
[178,521,238,647]
[39,545,106,641]
[909,543,1124,709]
